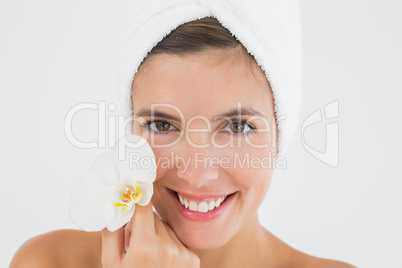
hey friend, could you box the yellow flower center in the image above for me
[111,181,143,211]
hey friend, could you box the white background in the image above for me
[1,0,401,267]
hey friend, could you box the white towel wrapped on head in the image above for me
[116,0,303,158]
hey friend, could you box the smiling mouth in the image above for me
[172,191,234,213]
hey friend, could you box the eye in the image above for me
[142,120,177,135]
[221,119,255,136]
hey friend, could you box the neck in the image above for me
[191,213,271,268]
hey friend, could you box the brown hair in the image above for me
[132,16,260,87]
[147,16,241,55]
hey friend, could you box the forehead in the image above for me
[131,52,274,120]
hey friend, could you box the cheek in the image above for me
[223,146,274,203]
[232,164,272,200]
[152,148,176,182]
[222,142,275,173]
[231,168,272,219]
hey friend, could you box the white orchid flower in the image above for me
[69,134,156,232]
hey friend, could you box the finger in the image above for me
[130,202,155,241]
[153,213,171,240]
[102,226,125,265]
[124,222,131,251]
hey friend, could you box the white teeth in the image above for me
[215,198,222,207]
[189,201,198,211]
[176,192,229,212]
[208,201,215,210]
[198,202,209,212]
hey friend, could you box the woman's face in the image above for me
[131,49,277,249]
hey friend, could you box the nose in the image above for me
[175,127,219,188]
[176,149,219,188]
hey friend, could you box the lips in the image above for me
[166,188,236,221]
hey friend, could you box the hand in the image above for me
[101,202,200,268]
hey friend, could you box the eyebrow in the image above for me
[134,106,268,122]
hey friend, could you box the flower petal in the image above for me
[106,205,135,232]
[134,191,143,202]
[136,181,153,206]
[69,171,115,232]
[112,135,157,184]
[91,152,120,185]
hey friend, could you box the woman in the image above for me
[11,9,355,268]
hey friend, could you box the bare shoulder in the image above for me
[303,256,357,268]
[10,229,102,268]
[286,244,356,268]
[264,230,356,268]
[288,245,357,268]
